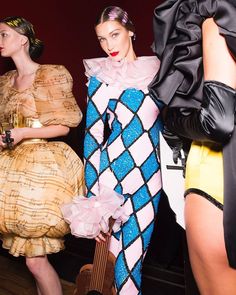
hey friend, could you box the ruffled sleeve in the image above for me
[33,65,82,127]
[0,72,12,122]
[149,0,236,108]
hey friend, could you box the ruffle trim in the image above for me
[83,56,160,90]
[61,185,129,239]
[1,234,64,257]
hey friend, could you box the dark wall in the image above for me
[0,1,163,103]
[0,0,162,154]
[1,4,199,293]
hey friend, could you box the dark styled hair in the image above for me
[0,16,44,59]
[95,6,135,37]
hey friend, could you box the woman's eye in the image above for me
[98,38,105,43]
[112,33,118,38]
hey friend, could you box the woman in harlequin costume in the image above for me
[149,0,236,294]
[64,6,161,295]
[85,6,163,294]
[0,16,84,295]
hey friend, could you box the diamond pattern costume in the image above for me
[83,56,162,294]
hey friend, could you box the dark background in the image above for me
[0,2,200,294]
[0,0,163,156]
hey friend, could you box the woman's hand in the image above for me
[0,128,24,149]
[7,128,25,146]
[95,231,111,243]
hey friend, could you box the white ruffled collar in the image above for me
[83,56,160,91]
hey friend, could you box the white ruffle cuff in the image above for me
[61,185,129,239]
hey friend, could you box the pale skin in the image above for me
[0,23,64,295]
[94,20,136,243]
[95,20,136,63]
[185,18,236,295]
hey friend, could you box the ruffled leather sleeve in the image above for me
[149,0,236,108]
[34,65,82,127]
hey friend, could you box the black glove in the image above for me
[162,125,184,164]
[166,81,236,144]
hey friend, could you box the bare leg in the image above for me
[26,255,62,295]
[185,193,236,295]
[36,284,42,295]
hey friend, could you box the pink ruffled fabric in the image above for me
[61,185,129,239]
[83,56,160,91]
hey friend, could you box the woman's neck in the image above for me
[12,53,39,77]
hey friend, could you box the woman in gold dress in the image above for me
[0,16,84,295]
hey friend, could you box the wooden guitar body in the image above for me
[74,219,116,295]
[73,264,93,295]
[74,252,116,295]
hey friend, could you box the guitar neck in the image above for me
[89,236,110,292]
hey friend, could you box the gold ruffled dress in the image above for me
[0,64,84,257]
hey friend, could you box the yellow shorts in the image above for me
[185,141,223,206]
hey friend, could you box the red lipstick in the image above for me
[110,51,119,57]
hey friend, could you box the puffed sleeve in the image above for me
[0,73,11,121]
[33,65,82,127]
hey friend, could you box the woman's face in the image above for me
[0,23,27,58]
[95,20,135,62]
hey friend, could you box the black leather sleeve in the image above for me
[165,81,236,144]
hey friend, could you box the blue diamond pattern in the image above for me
[84,162,97,189]
[149,117,163,145]
[141,151,159,181]
[86,100,100,128]
[152,192,161,214]
[111,151,134,181]
[114,183,122,194]
[132,185,150,211]
[84,133,99,159]
[108,99,118,112]
[131,259,142,288]
[84,80,162,293]
[142,221,155,251]
[100,150,110,173]
[115,252,128,286]
[88,76,101,97]
[120,89,144,112]
[113,230,121,240]
[123,214,139,248]
[122,116,143,147]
